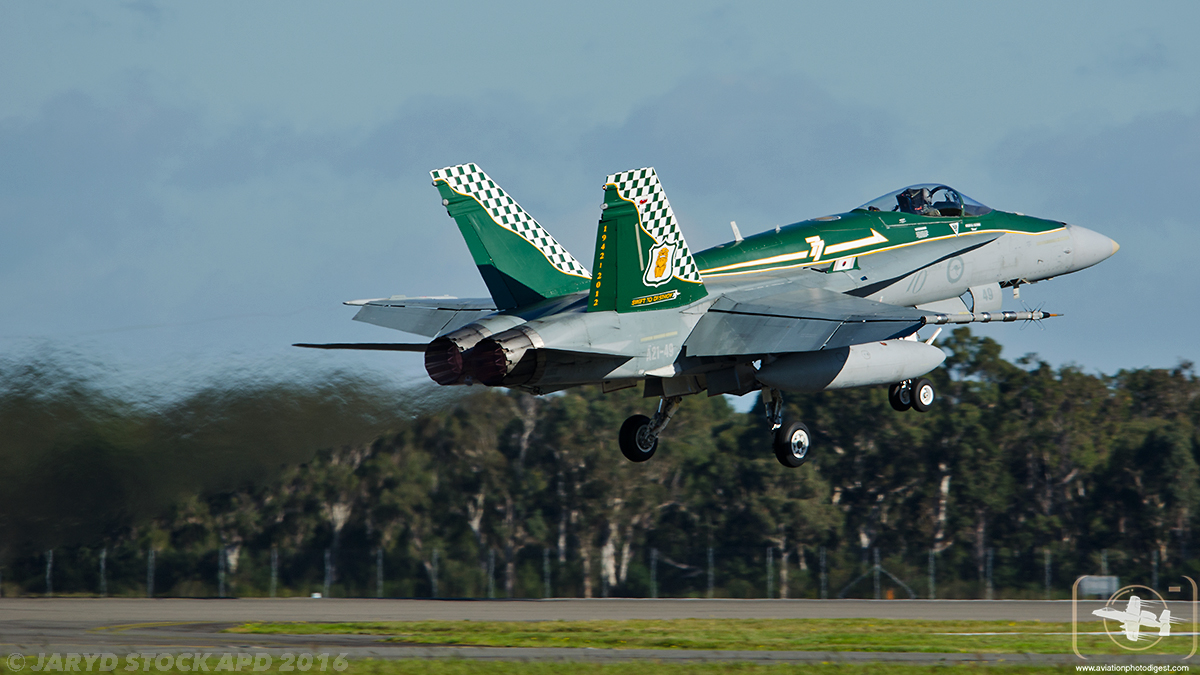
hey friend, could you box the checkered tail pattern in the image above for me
[605,167,703,284]
[431,164,591,279]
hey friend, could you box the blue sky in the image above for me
[2,1,1198,394]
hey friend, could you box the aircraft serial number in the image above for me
[646,343,676,360]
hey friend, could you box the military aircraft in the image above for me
[298,164,1119,467]
[1092,595,1173,642]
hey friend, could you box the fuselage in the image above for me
[693,207,1117,307]
[427,204,1118,394]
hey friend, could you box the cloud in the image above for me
[583,73,903,223]
[0,88,201,270]
[18,72,1181,381]
[991,108,1200,239]
[0,72,911,321]
[1078,32,1174,77]
[122,0,166,26]
[984,109,1200,371]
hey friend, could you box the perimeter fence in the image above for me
[2,542,1192,600]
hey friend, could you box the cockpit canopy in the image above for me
[856,184,993,217]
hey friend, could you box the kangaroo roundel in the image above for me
[644,243,675,286]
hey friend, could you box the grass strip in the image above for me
[0,660,1080,675]
[229,618,1183,655]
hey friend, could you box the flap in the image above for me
[684,287,930,357]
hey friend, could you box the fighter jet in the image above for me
[1093,595,1173,642]
[298,164,1119,467]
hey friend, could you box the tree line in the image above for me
[1,329,1196,599]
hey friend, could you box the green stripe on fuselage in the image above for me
[693,209,1063,278]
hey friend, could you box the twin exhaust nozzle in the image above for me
[424,325,544,387]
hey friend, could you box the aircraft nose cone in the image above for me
[1067,224,1119,271]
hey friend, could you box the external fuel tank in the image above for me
[756,339,945,392]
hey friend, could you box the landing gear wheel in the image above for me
[888,382,912,411]
[911,378,935,413]
[619,414,658,462]
[774,421,812,468]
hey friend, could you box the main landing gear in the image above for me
[618,380,936,468]
[619,388,815,468]
[618,396,682,462]
[889,378,935,413]
[764,387,811,468]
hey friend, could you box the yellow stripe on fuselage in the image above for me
[824,228,889,255]
[700,249,810,274]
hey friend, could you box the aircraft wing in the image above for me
[684,287,930,357]
[348,297,496,338]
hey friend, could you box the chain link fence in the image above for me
[3,541,1192,600]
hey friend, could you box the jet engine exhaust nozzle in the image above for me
[423,324,495,385]
[464,326,546,387]
[424,337,465,385]
[464,338,509,386]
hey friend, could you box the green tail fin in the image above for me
[431,163,591,310]
[588,167,707,313]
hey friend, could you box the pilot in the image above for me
[896,188,941,216]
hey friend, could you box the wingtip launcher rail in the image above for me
[923,310,1061,325]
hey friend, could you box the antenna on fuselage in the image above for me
[730,221,744,243]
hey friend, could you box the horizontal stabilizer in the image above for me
[351,297,496,337]
[294,343,427,352]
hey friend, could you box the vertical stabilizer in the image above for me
[431,164,591,310]
[588,167,707,313]
[1128,595,1142,616]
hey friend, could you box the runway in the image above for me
[0,596,1115,625]
[0,598,1172,666]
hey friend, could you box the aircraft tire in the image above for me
[911,378,935,413]
[888,382,913,411]
[619,414,658,462]
[774,421,812,468]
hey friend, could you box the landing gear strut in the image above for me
[762,387,785,432]
[619,396,682,462]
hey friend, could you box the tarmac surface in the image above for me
[0,598,1186,666]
